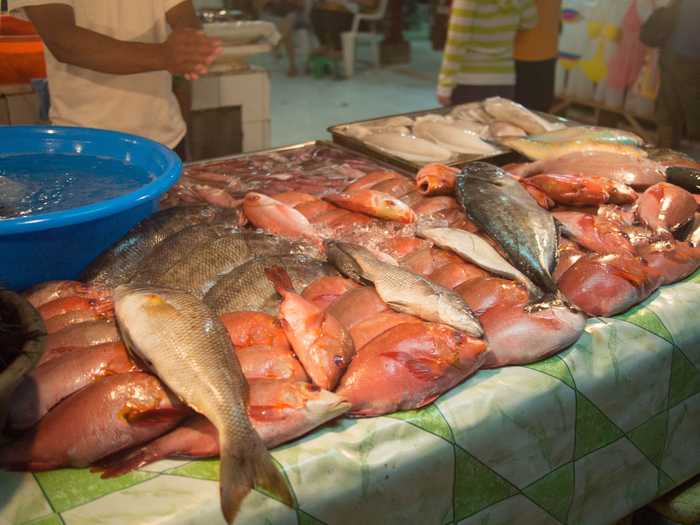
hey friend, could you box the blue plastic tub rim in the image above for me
[0,125,182,234]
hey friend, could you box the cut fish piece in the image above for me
[414,121,501,156]
[364,133,453,163]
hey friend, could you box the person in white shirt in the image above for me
[9,0,222,158]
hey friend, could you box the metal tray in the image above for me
[185,139,413,177]
[328,106,571,173]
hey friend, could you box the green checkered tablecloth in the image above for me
[4,271,700,525]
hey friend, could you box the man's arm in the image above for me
[24,3,219,76]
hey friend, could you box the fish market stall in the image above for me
[3,110,700,525]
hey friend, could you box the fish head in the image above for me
[324,241,371,283]
[435,292,484,338]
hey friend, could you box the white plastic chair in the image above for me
[340,0,389,78]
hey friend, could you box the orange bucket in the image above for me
[0,16,46,85]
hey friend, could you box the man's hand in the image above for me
[437,94,451,107]
[161,29,222,80]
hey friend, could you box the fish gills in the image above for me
[114,285,293,523]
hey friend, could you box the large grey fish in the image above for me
[418,227,541,299]
[113,285,293,523]
[80,206,241,288]
[153,232,311,298]
[133,223,239,283]
[455,162,558,295]
[326,241,483,337]
[204,255,338,315]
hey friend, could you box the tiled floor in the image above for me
[249,35,443,148]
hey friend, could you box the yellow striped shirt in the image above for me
[438,0,538,97]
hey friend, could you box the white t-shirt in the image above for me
[10,0,186,148]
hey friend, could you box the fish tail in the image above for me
[264,266,295,294]
[219,434,293,523]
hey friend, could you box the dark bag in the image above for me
[640,1,680,48]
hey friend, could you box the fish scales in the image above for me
[152,232,305,298]
[114,285,292,522]
[456,162,558,295]
[81,206,240,287]
[204,255,338,315]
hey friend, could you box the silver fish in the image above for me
[418,227,541,299]
[152,232,308,298]
[204,255,337,315]
[326,241,483,337]
[114,285,293,523]
[456,162,558,295]
[81,206,241,287]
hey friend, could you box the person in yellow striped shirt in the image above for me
[437,0,538,106]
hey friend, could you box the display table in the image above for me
[4,270,699,525]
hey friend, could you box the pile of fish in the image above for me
[338,97,568,163]
[161,143,389,210]
[3,125,700,523]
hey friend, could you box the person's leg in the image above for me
[450,84,515,105]
[515,58,557,111]
[279,13,299,76]
[675,56,700,142]
[327,10,355,55]
[656,54,683,148]
[309,8,329,54]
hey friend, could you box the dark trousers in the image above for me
[174,138,188,162]
[310,8,354,51]
[450,84,515,105]
[515,58,557,112]
[656,52,700,148]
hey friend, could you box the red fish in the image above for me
[301,276,361,310]
[219,311,289,350]
[327,287,390,331]
[455,277,529,317]
[8,342,139,430]
[271,191,318,208]
[92,381,351,478]
[38,341,127,367]
[38,295,113,321]
[336,322,487,416]
[325,189,417,223]
[45,320,121,354]
[267,267,355,391]
[522,173,637,207]
[412,196,459,216]
[369,177,415,198]
[553,211,636,256]
[558,253,662,316]
[294,199,338,221]
[236,345,309,382]
[636,182,697,235]
[401,247,466,277]
[44,309,114,334]
[0,372,187,471]
[416,163,459,196]
[428,261,488,290]
[348,311,421,350]
[480,304,586,368]
[377,236,431,260]
[243,192,320,244]
[345,170,403,192]
[553,239,587,282]
[638,241,700,285]
[24,280,111,309]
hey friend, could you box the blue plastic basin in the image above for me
[0,126,182,290]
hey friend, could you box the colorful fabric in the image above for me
[606,0,647,91]
[437,0,538,97]
[4,270,700,525]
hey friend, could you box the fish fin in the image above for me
[264,266,296,294]
[123,407,187,426]
[92,447,157,478]
[219,435,294,523]
[381,351,446,382]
